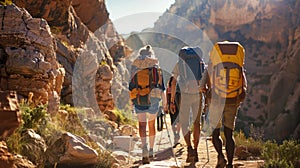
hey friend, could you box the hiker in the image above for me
[170,46,205,162]
[167,76,181,147]
[200,41,247,168]
[129,45,167,164]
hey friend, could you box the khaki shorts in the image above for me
[179,93,202,134]
[209,98,239,130]
[217,104,239,130]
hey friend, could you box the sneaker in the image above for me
[186,146,195,163]
[142,146,150,164]
[216,155,227,168]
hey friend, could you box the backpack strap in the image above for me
[134,71,140,104]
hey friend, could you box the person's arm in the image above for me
[170,63,179,103]
[161,90,167,112]
[170,63,179,113]
[158,71,168,112]
[199,68,209,92]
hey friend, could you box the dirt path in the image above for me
[117,115,264,168]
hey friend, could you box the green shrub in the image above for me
[234,130,263,157]
[20,103,48,132]
[113,108,137,126]
[261,140,300,168]
[6,103,116,167]
[263,159,293,168]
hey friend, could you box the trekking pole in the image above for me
[202,92,210,164]
[127,108,135,164]
[205,136,209,162]
[157,126,163,151]
[161,107,179,167]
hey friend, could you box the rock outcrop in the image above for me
[0,141,36,168]
[151,0,300,141]
[0,91,21,139]
[14,0,132,113]
[72,0,109,32]
[0,4,64,113]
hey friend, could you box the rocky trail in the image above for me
[113,115,264,168]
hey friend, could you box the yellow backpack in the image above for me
[209,41,245,98]
[0,0,12,5]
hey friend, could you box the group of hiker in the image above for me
[129,42,247,168]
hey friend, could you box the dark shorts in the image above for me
[168,92,180,125]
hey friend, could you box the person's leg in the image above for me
[172,103,181,146]
[223,104,239,167]
[137,113,147,147]
[179,93,191,147]
[179,93,194,162]
[147,113,157,150]
[212,128,227,167]
[224,126,234,166]
[191,99,202,162]
[212,128,223,157]
[137,113,150,164]
[191,94,202,150]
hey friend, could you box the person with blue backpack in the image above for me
[170,46,205,163]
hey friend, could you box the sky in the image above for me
[106,0,175,35]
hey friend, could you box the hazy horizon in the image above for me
[106,0,175,34]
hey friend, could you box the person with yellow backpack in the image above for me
[129,45,167,164]
[200,41,247,168]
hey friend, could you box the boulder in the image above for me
[21,129,47,165]
[104,110,118,122]
[113,136,135,152]
[46,132,98,167]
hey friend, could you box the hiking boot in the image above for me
[216,155,227,168]
[194,149,199,162]
[149,148,154,160]
[142,157,150,164]
[226,164,233,168]
[142,146,150,164]
[186,146,195,163]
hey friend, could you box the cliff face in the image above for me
[0,0,131,114]
[153,0,300,141]
[0,4,64,113]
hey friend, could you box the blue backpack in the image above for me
[178,47,205,93]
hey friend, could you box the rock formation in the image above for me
[13,0,132,113]
[0,141,36,168]
[0,4,64,113]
